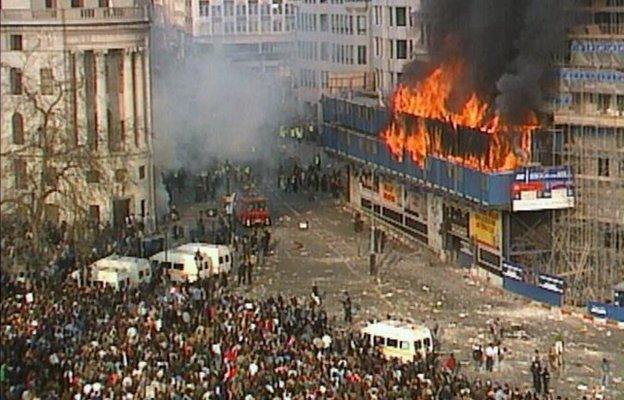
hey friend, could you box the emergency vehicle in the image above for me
[361,320,433,362]
[236,193,271,227]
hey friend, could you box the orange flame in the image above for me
[382,62,538,172]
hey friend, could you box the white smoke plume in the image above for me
[151,42,292,174]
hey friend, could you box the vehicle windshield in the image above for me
[245,200,266,211]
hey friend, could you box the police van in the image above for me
[89,266,131,291]
[175,243,232,275]
[149,249,213,283]
[92,255,152,287]
[361,320,433,362]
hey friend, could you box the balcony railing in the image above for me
[1,6,150,25]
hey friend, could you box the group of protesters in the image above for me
[276,156,343,199]
[0,210,157,288]
[0,159,616,400]
[3,263,599,400]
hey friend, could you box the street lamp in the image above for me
[369,167,377,276]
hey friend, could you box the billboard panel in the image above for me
[512,166,575,211]
[470,210,501,250]
[381,180,399,204]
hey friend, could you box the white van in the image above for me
[149,249,213,283]
[175,243,232,274]
[92,255,152,287]
[90,266,131,291]
[361,320,433,362]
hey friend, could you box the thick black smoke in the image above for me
[406,0,577,124]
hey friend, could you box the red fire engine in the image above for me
[235,193,271,227]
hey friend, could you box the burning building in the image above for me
[381,62,537,172]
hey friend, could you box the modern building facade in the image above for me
[292,0,371,115]
[369,0,427,95]
[1,0,156,229]
[155,0,297,76]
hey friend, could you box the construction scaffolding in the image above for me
[549,0,624,305]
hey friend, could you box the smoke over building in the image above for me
[405,0,578,124]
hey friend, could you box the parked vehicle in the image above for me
[89,266,131,291]
[149,249,213,283]
[236,193,271,227]
[361,320,433,362]
[175,243,232,274]
[92,255,152,287]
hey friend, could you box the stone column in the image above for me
[73,51,87,147]
[95,50,108,153]
[123,49,135,149]
[142,49,153,147]
[134,50,146,148]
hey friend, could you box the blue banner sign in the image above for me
[538,273,566,294]
[587,301,624,322]
[502,260,525,281]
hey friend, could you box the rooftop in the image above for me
[0,6,150,26]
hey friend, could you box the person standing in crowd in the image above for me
[531,356,542,394]
[238,256,246,286]
[542,365,551,395]
[342,291,352,323]
[601,358,611,388]
[485,342,496,372]
[472,344,484,372]
[247,251,256,285]
[311,284,322,307]
[261,229,271,257]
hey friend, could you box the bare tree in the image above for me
[1,45,133,259]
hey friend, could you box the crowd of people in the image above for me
[0,159,617,400]
[2,261,611,400]
[276,155,343,200]
[0,211,157,289]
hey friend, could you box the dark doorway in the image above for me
[113,198,130,231]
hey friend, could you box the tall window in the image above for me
[10,68,23,95]
[598,158,610,177]
[71,0,83,7]
[14,159,27,189]
[357,45,367,65]
[396,40,407,59]
[40,68,54,95]
[617,95,624,113]
[395,7,406,26]
[357,16,366,34]
[199,0,210,16]
[12,113,24,145]
[10,35,23,51]
[89,205,101,225]
[224,1,233,16]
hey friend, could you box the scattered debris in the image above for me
[298,220,309,230]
